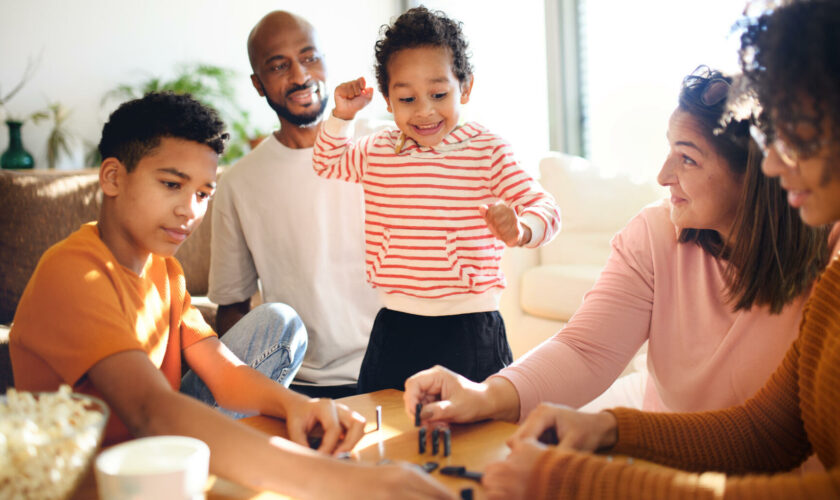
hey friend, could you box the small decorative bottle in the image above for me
[1,120,35,169]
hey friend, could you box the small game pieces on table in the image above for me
[376,405,382,431]
[421,461,439,473]
[415,403,422,427]
[459,488,474,500]
[443,428,452,457]
[418,427,427,454]
[431,427,440,455]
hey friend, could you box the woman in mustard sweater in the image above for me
[482,2,840,499]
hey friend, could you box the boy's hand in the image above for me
[284,395,366,455]
[480,201,532,247]
[333,77,374,121]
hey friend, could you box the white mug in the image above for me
[95,436,210,500]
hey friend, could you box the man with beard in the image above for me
[208,11,380,399]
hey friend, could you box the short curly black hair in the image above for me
[738,1,840,159]
[374,6,473,97]
[98,91,228,172]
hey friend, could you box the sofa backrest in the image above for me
[537,153,666,268]
[0,169,214,324]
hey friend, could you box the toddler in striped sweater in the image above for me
[313,6,560,393]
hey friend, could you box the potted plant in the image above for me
[0,57,48,169]
[104,63,264,164]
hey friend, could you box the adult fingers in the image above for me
[403,366,451,417]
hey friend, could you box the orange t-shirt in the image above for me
[10,222,216,444]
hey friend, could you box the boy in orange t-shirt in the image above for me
[9,92,451,498]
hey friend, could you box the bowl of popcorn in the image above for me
[0,385,109,499]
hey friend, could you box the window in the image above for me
[557,0,746,180]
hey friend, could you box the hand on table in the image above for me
[284,394,366,455]
[333,76,374,121]
[508,402,618,452]
[483,438,547,500]
[403,365,498,425]
[479,201,531,247]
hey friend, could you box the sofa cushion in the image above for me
[537,153,664,267]
[520,264,604,321]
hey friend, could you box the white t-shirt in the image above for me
[209,133,381,386]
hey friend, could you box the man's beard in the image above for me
[264,83,329,127]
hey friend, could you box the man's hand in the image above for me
[283,394,366,455]
[507,402,618,452]
[333,77,374,121]
[479,201,531,247]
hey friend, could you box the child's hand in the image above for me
[480,201,532,247]
[333,77,374,121]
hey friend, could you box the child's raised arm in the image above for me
[333,77,374,121]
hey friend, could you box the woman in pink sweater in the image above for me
[403,66,829,427]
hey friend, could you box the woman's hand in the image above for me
[333,77,374,121]
[403,365,520,425]
[483,438,547,500]
[509,402,618,452]
[283,394,366,455]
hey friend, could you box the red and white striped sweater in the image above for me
[313,115,561,316]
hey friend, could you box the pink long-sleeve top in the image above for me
[500,201,808,421]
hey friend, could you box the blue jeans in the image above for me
[180,302,307,418]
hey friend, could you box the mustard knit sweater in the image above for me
[527,258,840,499]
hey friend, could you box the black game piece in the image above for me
[461,470,483,482]
[306,424,325,449]
[421,461,439,473]
[415,403,422,427]
[443,428,451,457]
[439,465,466,476]
[307,435,322,450]
[418,427,427,454]
[431,427,440,455]
[460,488,474,500]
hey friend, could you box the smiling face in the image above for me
[100,137,218,273]
[761,122,840,226]
[249,12,328,128]
[657,109,744,241]
[384,46,472,148]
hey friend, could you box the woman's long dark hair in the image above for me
[677,67,829,313]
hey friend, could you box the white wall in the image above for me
[0,0,401,169]
[0,0,549,174]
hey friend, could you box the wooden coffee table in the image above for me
[73,389,518,499]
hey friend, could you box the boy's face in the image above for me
[102,137,217,273]
[385,46,472,148]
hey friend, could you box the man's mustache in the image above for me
[285,83,318,98]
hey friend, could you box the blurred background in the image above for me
[0,0,745,179]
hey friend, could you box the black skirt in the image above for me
[357,308,513,393]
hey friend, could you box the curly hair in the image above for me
[676,67,829,313]
[374,6,473,97]
[98,92,228,172]
[738,1,840,159]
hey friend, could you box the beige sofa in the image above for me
[500,153,666,361]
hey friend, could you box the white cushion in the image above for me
[537,153,664,267]
[520,264,603,321]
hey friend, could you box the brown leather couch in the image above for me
[0,168,218,392]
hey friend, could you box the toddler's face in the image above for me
[385,46,472,148]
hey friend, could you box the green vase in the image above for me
[1,120,35,169]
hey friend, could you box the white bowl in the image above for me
[0,388,109,500]
[95,435,210,500]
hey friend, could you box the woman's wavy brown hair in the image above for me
[677,67,829,313]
